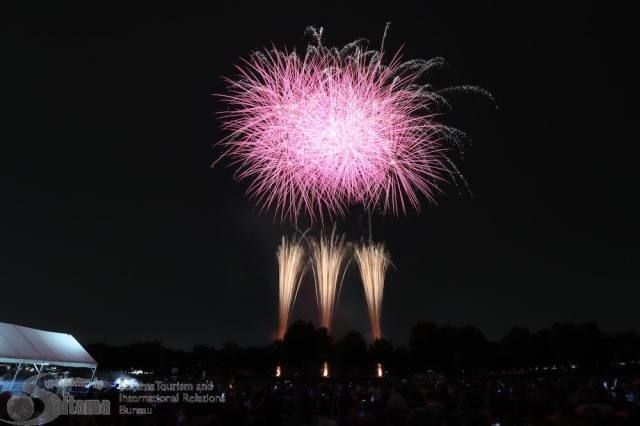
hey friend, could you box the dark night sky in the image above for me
[1,3,636,349]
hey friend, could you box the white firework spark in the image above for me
[354,242,391,340]
[276,236,307,340]
[310,229,350,333]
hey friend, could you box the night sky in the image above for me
[1,3,635,349]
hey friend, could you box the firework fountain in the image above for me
[321,361,330,378]
[310,230,349,333]
[354,242,391,340]
[276,236,307,340]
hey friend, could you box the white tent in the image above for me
[0,322,97,389]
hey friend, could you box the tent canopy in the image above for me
[0,322,96,369]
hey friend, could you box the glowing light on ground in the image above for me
[377,362,384,378]
[310,230,349,333]
[217,25,490,221]
[322,361,329,378]
[276,236,307,340]
[354,242,391,340]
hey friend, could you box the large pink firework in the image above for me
[218,25,488,221]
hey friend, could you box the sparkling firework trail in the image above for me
[321,361,329,378]
[310,229,349,333]
[354,242,391,340]
[217,24,490,221]
[276,236,307,340]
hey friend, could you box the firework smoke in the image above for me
[217,24,490,221]
[354,242,391,340]
[310,230,349,332]
[276,236,307,340]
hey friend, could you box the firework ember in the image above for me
[354,242,391,340]
[310,230,349,332]
[276,236,307,340]
[218,25,488,221]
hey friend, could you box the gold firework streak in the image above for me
[277,236,307,340]
[310,229,349,333]
[354,243,391,340]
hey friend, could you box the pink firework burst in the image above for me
[217,25,489,221]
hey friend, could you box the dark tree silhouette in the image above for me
[86,321,640,377]
[334,331,367,376]
[369,338,394,366]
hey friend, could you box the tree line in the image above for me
[87,321,640,378]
